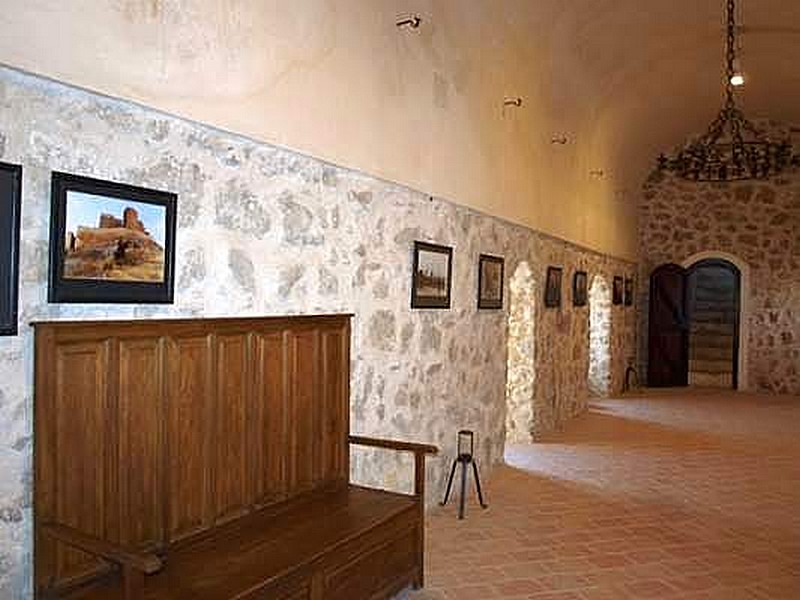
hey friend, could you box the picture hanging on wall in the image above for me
[0,162,22,335]
[48,172,177,304]
[572,270,588,307]
[624,277,634,306]
[477,254,504,309]
[544,266,563,308]
[411,241,453,309]
[612,275,624,305]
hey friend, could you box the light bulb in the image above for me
[730,73,745,87]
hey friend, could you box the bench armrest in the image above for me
[348,435,438,456]
[349,435,438,498]
[41,522,162,600]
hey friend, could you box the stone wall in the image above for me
[0,66,636,596]
[638,138,800,394]
[588,276,612,396]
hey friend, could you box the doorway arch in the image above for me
[647,253,747,390]
[588,275,612,397]
[505,262,536,444]
[682,252,749,391]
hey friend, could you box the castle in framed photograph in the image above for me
[49,172,177,303]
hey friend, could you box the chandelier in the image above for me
[656,0,800,182]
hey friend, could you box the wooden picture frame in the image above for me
[411,241,453,309]
[544,266,563,308]
[612,276,624,305]
[624,277,634,306]
[0,162,22,335]
[572,270,588,307]
[48,172,177,304]
[477,254,504,309]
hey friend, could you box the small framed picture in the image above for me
[411,241,453,309]
[572,271,588,307]
[477,254,504,309]
[0,162,22,335]
[544,266,563,308]
[624,277,634,306]
[48,172,177,303]
[612,276,624,305]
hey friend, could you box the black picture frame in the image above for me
[612,276,624,305]
[411,241,453,309]
[48,172,177,304]
[477,254,504,310]
[624,277,634,306]
[544,266,563,308]
[0,162,22,335]
[572,270,588,307]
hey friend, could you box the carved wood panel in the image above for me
[34,315,351,593]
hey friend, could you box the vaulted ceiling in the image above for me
[0,1,798,258]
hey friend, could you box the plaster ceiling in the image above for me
[512,0,800,188]
[0,0,798,258]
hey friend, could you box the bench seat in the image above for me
[62,485,419,600]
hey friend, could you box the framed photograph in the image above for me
[544,266,563,308]
[477,254,504,309]
[0,162,22,335]
[572,270,588,307]
[612,276,624,305]
[48,172,177,303]
[624,277,634,306]
[411,241,453,309]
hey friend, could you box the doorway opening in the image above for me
[505,262,536,444]
[588,275,612,397]
[687,259,740,389]
[647,258,742,389]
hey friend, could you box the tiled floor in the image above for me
[406,389,800,599]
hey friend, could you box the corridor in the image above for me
[409,390,800,599]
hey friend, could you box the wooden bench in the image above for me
[34,315,437,600]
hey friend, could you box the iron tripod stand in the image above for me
[440,450,488,520]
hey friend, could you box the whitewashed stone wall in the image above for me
[639,135,800,394]
[0,66,636,596]
[588,276,612,396]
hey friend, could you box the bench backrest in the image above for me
[34,315,351,592]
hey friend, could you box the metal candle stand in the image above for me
[440,430,488,519]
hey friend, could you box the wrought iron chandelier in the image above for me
[657,0,800,182]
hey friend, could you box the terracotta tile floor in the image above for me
[404,389,800,599]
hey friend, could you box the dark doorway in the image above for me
[686,259,740,389]
[648,264,689,387]
[647,260,740,389]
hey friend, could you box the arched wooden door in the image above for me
[648,263,689,387]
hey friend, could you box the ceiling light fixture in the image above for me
[656,0,799,181]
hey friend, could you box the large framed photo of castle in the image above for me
[48,172,177,303]
[411,241,453,309]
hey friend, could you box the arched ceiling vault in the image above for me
[0,0,797,259]
[529,0,800,192]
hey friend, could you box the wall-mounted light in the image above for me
[503,97,523,107]
[396,15,422,29]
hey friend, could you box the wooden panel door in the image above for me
[648,263,689,387]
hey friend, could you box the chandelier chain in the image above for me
[655,0,799,182]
